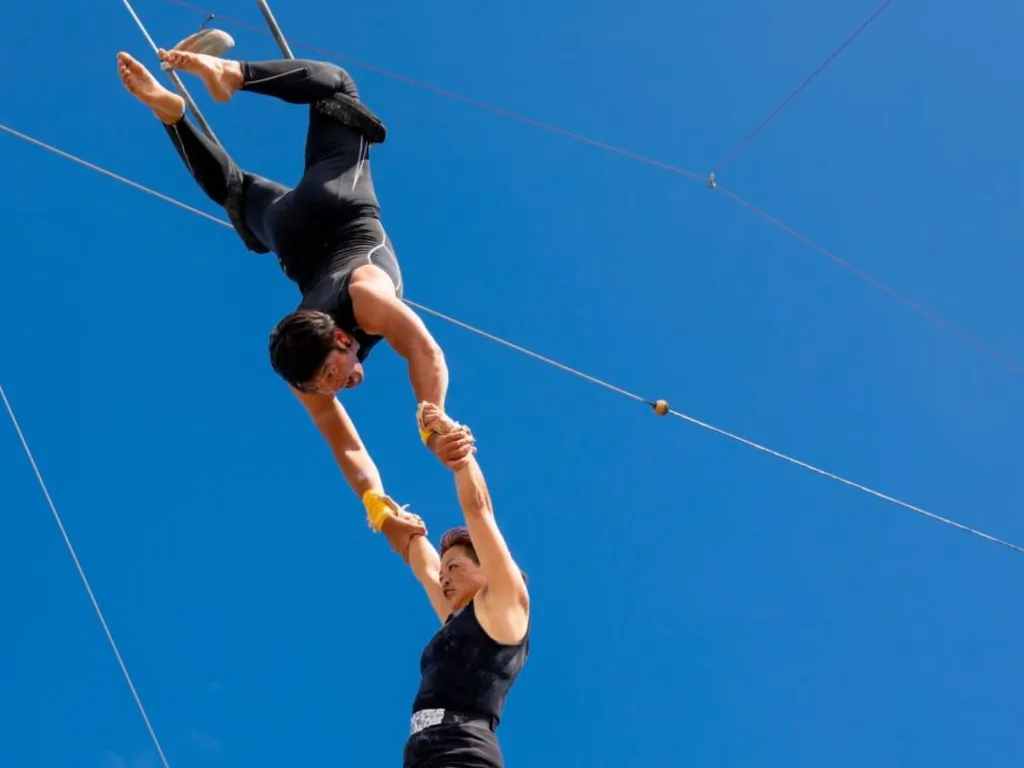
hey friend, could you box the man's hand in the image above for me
[380,510,428,563]
[417,402,475,470]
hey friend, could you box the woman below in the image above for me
[372,404,530,768]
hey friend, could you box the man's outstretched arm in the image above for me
[349,275,449,408]
[291,387,427,549]
[291,387,383,498]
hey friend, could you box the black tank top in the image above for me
[411,600,529,724]
[297,217,403,363]
[299,262,380,362]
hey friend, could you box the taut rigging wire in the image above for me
[2,120,1020,558]
[154,0,1023,377]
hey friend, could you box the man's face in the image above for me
[304,330,362,395]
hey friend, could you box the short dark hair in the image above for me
[439,526,528,584]
[268,309,337,388]
[440,526,478,562]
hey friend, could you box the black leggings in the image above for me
[404,722,504,768]
[164,59,380,287]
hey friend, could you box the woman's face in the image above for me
[439,544,486,611]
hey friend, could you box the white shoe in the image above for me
[171,28,235,57]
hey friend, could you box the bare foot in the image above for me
[117,52,185,125]
[158,49,243,103]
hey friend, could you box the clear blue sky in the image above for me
[2,0,1022,766]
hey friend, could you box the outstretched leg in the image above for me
[117,50,186,124]
[118,51,290,249]
[158,51,359,105]
[160,51,373,194]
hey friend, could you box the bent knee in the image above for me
[317,61,358,99]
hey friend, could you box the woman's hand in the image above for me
[431,428,476,470]
[418,402,476,470]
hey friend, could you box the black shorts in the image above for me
[403,721,503,768]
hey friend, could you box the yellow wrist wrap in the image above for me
[362,490,394,531]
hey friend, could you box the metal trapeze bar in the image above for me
[121,0,221,145]
[256,0,296,59]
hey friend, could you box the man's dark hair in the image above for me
[268,309,337,389]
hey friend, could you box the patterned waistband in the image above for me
[409,708,495,736]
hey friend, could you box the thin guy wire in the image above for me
[0,384,173,768]
[1,120,1020,557]
[157,0,706,181]
[713,0,898,174]
[405,301,1024,556]
[403,300,648,403]
[153,0,1023,377]
[406,302,1024,555]
[0,124,228,226]
[717,187,1024,375]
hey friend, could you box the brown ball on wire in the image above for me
[652,399,669,416]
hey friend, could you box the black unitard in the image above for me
[164,59,402,361]
[404,600,530,768]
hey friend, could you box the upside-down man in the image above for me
[117,45,468,537]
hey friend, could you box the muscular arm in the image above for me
[349,273,449,408]
[454,458,529,612]
[290,385,447,620]
[407,535,450,623]
[290,387,383,498]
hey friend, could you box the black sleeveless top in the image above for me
[411,599,529,724]
[299,259,381,363]
[297,217,403,363]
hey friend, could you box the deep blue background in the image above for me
[2,1,1022,766]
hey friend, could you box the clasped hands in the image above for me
[419,402,476,471]
[377,403,476,560]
